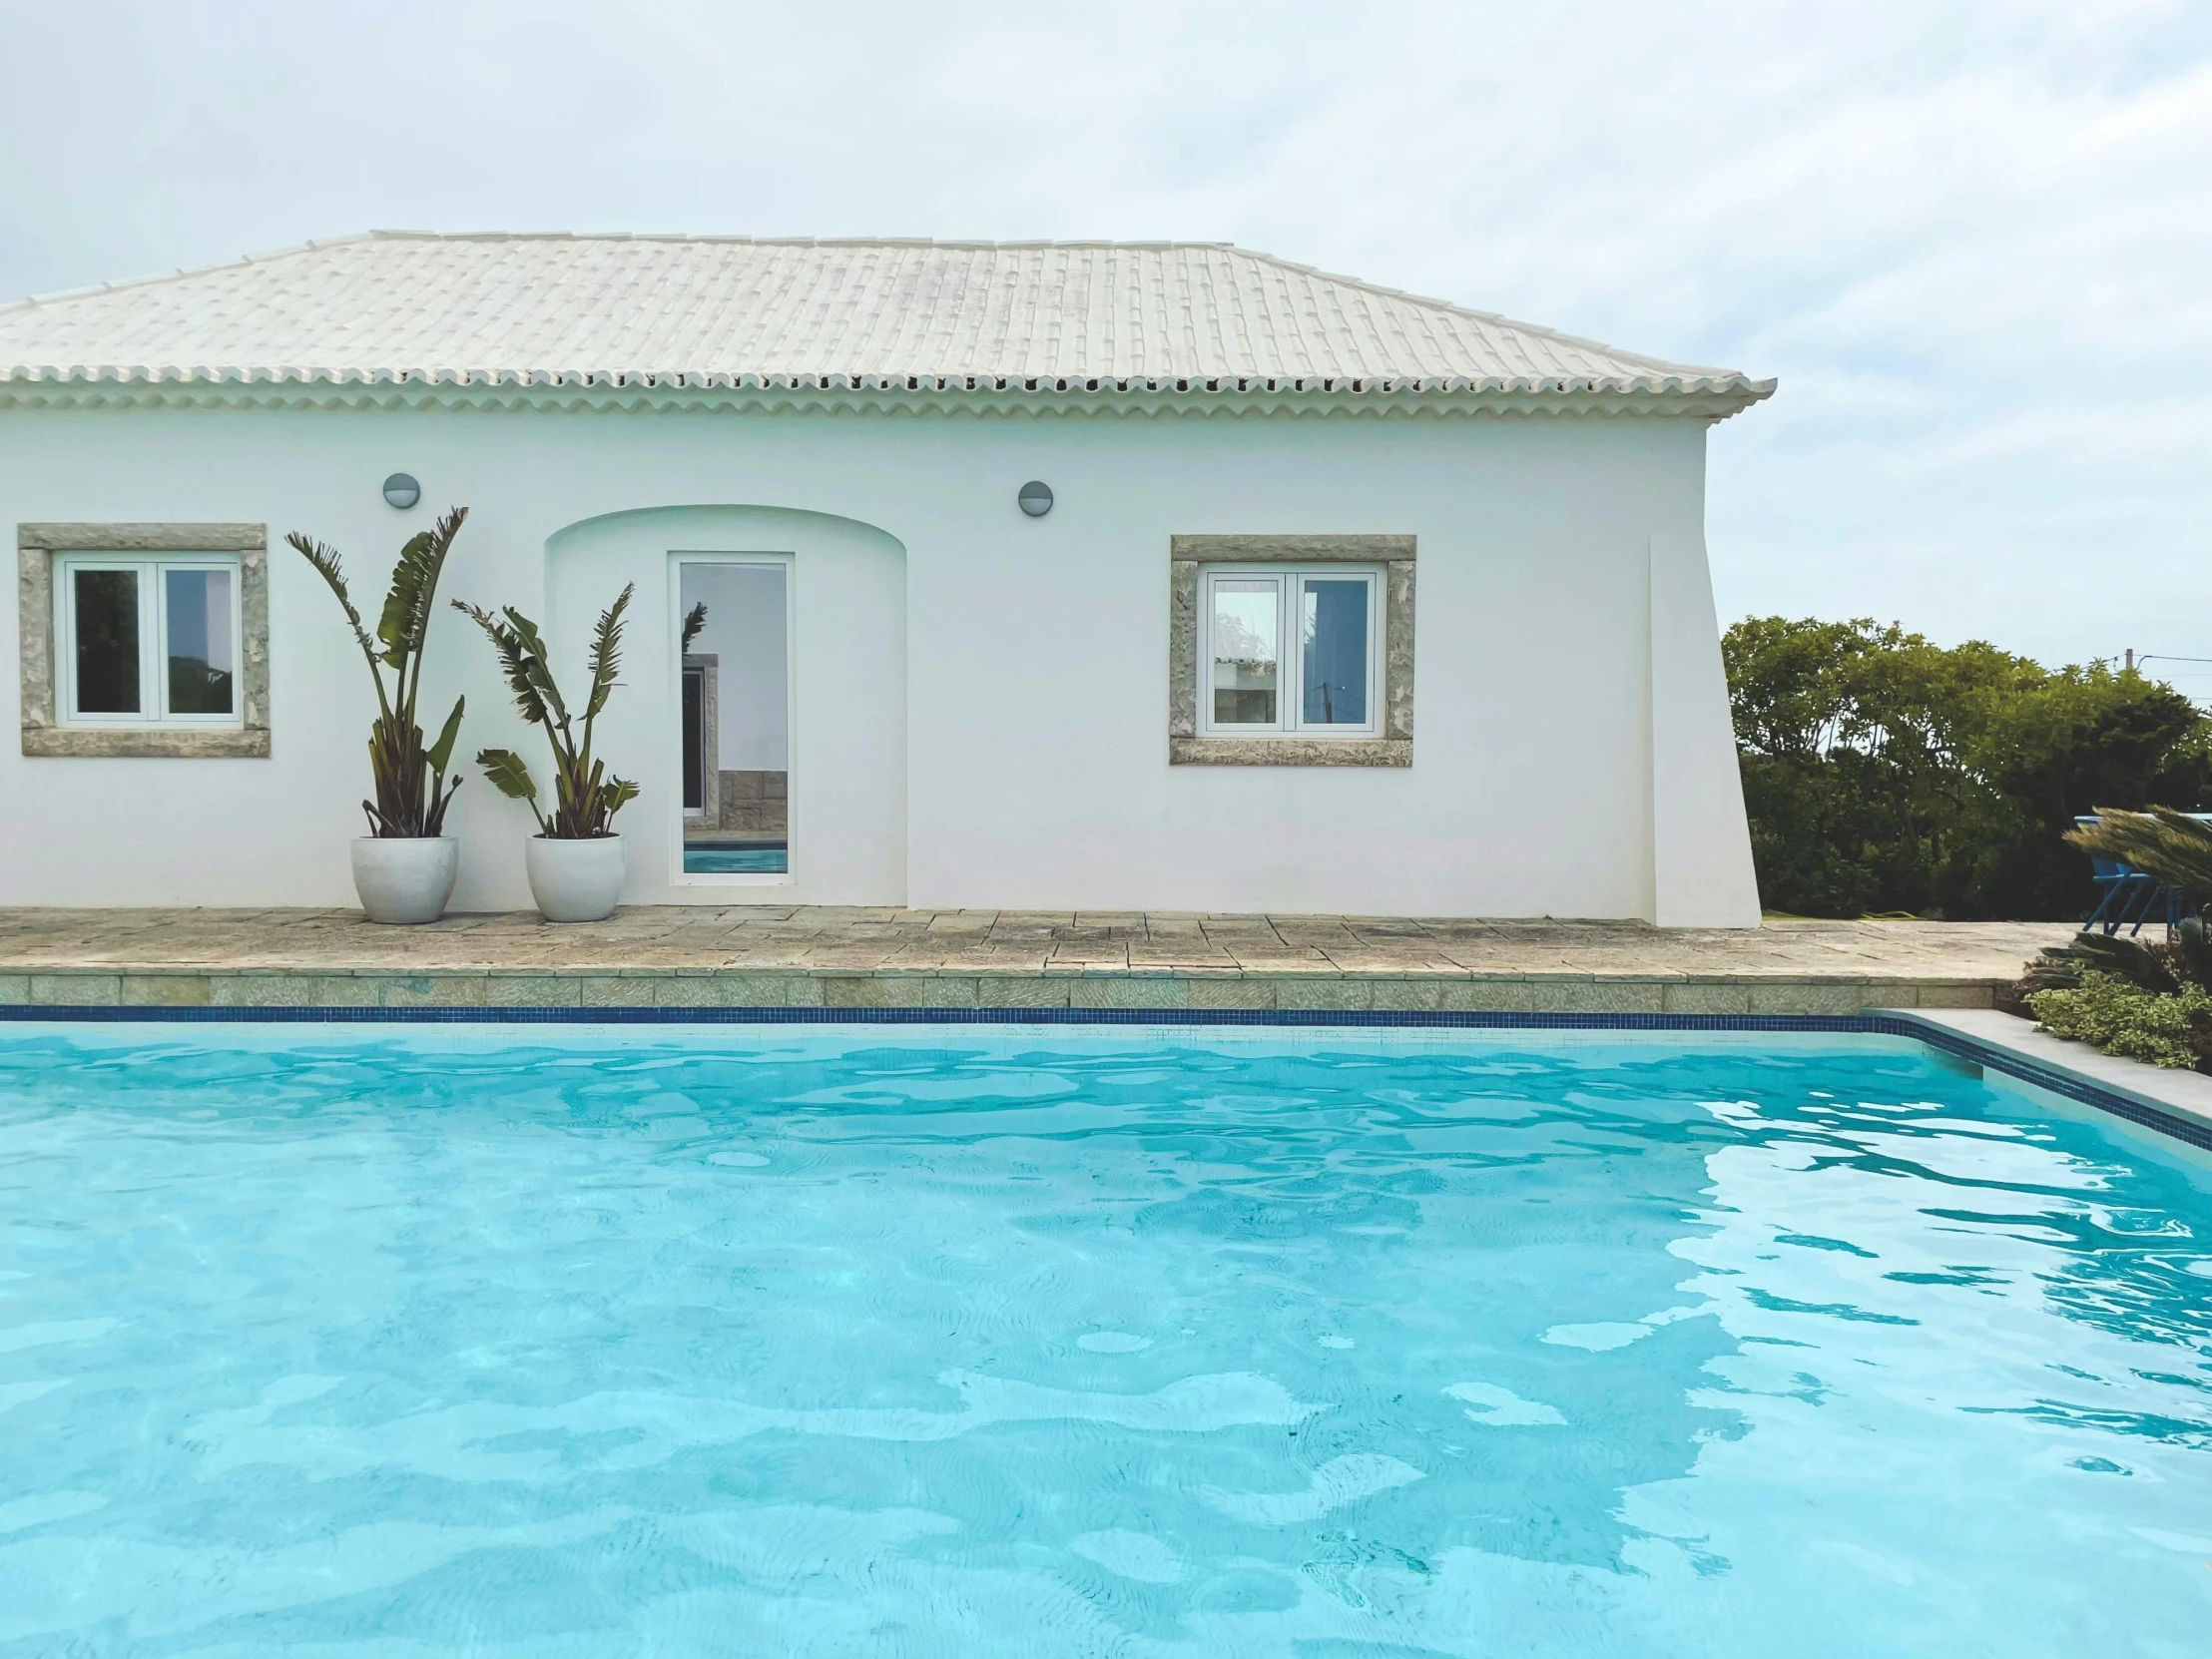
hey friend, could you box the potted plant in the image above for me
[287,508,469,924]
[455,583,640,922]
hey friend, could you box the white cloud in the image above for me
[2,0,2206,666]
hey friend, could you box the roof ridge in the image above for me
[361,231,1243,250]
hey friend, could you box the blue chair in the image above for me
[2075,816,2185,936]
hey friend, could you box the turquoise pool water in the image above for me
[0,1025,2207,1655]
[684,843,788,873]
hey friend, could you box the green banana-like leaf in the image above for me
[454,602,559,727]
[375,507,468,667]
[586,583,636,721]
[502,609,551,665]
[376,529,435,666]
[284,532,376,659]
[507,611,571,726]
[493,631,544,720]
[300,510,475,836]
[426,696,466,776]
[524,658,568,726]
[455,582,637,834]
[475,747,539,802]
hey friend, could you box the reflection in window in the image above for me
[1211,577,1281,726]
[682,663,707,813]
[1301,578,1369,727]
[73,569,142,715]
[679,561,790,876]
[165,567,236,716]
[1198,565,1381,737]
[61,556,244,728]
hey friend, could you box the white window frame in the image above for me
[1197,564,1383,738]
[53,552,246,730]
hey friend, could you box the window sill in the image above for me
[24,727,269,759]
[1171,737,1410,768]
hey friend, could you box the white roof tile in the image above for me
[0,233,1773,411]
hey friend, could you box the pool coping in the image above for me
[4,1001,2209,1153]
[1887,1008,2212,1142]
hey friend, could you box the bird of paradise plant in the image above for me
[454,583,640,837]
[285,507,468,837]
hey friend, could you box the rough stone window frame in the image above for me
[19,522,271,758]
[1169,534,1413,767]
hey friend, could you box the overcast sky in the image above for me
[4,1,2207,677]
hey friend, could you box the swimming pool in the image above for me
[684,842,788,873]
[0,1022,2205,1654]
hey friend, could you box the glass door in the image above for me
[676,559,790,876]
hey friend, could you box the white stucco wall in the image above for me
[0,402,1759,921]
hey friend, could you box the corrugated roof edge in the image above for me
[0,372,1776,423]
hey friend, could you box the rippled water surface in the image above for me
[1,1023,2209,1657]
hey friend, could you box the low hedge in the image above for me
[2026,972,2212,1070]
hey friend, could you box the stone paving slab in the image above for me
[0,908,2072,1014]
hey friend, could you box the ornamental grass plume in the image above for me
[2066,808,2212,904]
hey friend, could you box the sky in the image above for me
[4,0,2209,679]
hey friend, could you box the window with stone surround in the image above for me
[1169,534,1412,767]
[19,523,271,758]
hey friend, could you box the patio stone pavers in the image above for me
[0,907,2074,1014]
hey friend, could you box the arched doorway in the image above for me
[545,505,907,906]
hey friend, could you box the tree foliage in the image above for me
[1725,617,2212,919]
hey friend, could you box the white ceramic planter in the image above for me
[350,836,459,925]
[525,833,625,922]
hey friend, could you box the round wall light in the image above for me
[1017,480,1054,518]
[382,472,422,510]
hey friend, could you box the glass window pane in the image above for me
[1211,578,1280,726]
[678,562,790,875]
[165,567,236,716]
[72,568,142,715]
[1301,578,1370,727]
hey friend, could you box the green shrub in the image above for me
[2026,971,2212,1069]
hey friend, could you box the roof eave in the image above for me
[0,366,1778,421]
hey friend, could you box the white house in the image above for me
[0,234,1773,923]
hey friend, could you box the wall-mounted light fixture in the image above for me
[1017,481,1054,518]
[382,473,422,510]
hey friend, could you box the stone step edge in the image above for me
[0,968,2000,1015]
